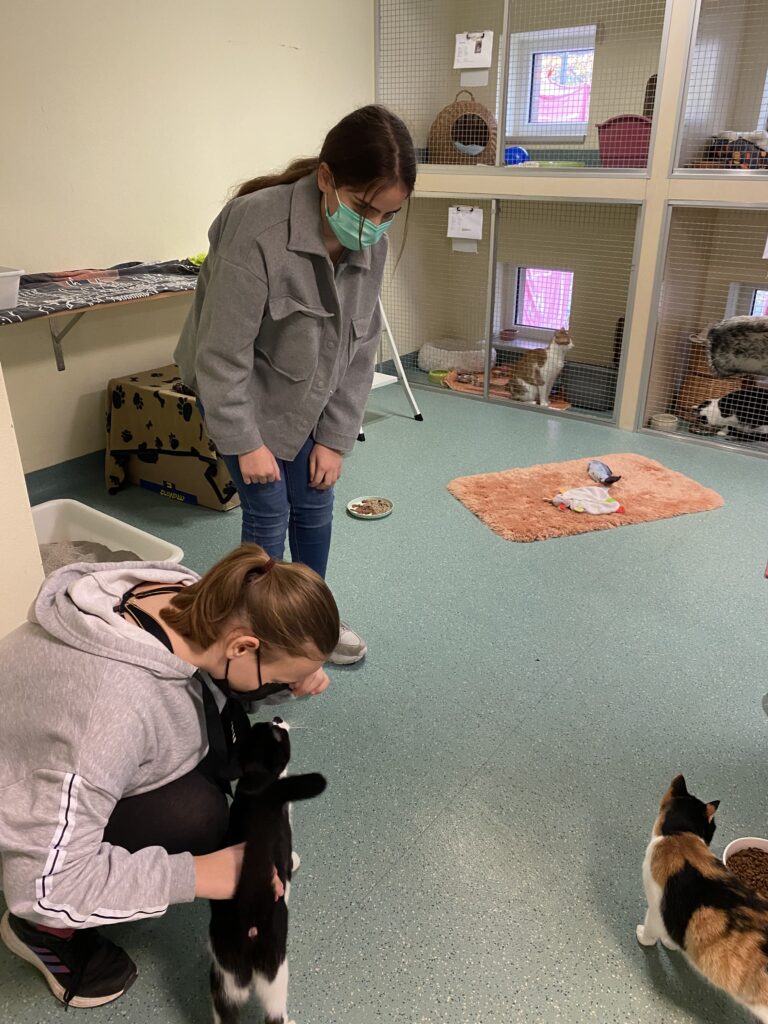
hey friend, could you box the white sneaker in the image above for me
[329,623,367,665]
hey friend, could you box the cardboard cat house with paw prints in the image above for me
[105,364,240,512]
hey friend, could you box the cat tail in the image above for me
[272,772,327,804]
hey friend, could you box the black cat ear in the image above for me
[271,724,285,743]
[706,801,720,822]
[670,774,688,797]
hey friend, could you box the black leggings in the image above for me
[102,768,229,856]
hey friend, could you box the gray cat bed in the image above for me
[707,316,768,377]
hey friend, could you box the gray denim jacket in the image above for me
[174,173,387,459]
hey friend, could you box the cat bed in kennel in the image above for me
[427,91,497,165]
[442,368,571,409]
[417,340,496,373]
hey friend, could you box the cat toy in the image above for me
[587,459,621,486]
[551,486,624,515]
[707,316,768,377]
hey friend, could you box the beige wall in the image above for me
[0,364,43,635]
[1,0,375,471]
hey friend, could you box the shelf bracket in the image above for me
[48,312,86,371]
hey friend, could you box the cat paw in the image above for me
[291,851,301,873]
[636,925,657,947]
[660,935,678,950]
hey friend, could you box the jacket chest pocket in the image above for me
[258,295,334,381]
[347,311,374,364]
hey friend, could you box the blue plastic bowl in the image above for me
[504,146,530,165]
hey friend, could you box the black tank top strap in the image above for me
[116,582,245,793]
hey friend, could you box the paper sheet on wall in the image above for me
[451,239,478,254]
[447,206,484,240]
[453,31,494,70]
[460,69,490,88]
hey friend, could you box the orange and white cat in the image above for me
[638,774,768,1023]
[508,328,573,406]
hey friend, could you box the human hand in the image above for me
[193,842,245,900]
[271,866,284,901]
[289,668,331,698]
[308,443,342,490]
[239,446,281,485]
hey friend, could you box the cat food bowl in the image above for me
[723,837,768,897]
[723,836,768,864]
[346,496,393,520]
[650,413,679,433]
[428,369,450,386]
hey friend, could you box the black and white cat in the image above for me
[694,386,768,438]
[208,717,326,1024]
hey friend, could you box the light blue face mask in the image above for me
[325,188,393,250]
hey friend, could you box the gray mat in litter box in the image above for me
[41,540,140,576]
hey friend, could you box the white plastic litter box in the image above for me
[32,499,183,563]
[0,267,23,309]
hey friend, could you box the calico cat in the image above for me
[707,316,768,378]
[209,717,326,1024]
[508,328,573,406]
[637,774,768,1022]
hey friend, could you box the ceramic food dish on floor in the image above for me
[346,496,394,520]
[723,836,768,865]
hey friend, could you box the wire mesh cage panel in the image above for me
[378,197,493,389]
[677,0,768,171]
[505,0,664,169]
[377,0,666,169]
[378,0,505,166]
[643,206,768,452]
[494,200,637,415]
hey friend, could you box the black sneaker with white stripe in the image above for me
[1,910,137,1008]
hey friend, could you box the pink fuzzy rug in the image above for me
[447,453,724,542]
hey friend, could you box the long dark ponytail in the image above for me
[234,105,416,199]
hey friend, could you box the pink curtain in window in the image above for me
[753,291,768,316]
[522,269,573,329]
[536,84,591,123]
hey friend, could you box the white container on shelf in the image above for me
[0,267,23,308]
[32,499,183,563]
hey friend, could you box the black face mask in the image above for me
[219,649,290,703]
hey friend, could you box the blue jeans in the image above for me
[221,436,334,579]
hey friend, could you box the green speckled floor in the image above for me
[4,387,768,1024]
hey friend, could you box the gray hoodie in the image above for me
[0,562,216,928]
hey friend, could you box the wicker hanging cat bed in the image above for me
[427,90,497,166]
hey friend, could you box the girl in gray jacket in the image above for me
[175,106,416,667]
[0,545,338,1008]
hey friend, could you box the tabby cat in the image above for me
[508,328,573,406]
[209,717,326,1024]
[637,774,768,1022]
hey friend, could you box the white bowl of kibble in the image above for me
[723,836,768,896]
